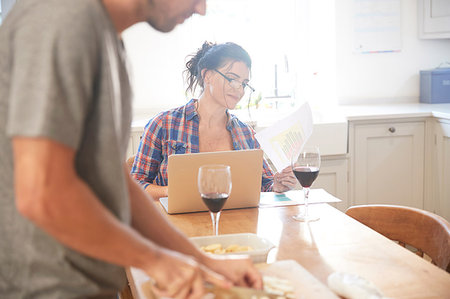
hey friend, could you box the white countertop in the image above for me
[131,105,348,130]
[130,105,349,156]
[132,103,450,129]
[339,103,450,121]
[130,102,450,157]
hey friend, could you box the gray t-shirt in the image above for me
[0,0,132,297]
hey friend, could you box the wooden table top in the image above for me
[160,203,450,299]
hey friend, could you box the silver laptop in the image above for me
[159,149,263,214]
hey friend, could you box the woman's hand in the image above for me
[144,184,169,201]
[144,247,232,299]
[273,166,298,193]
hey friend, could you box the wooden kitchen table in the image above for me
[128,203,450,298]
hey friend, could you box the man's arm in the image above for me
[13,137,228,298]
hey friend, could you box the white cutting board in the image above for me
[258,260,339,299]
[128,260,339,298]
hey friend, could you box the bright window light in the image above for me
[122,0,336,118]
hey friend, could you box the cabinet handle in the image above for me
[388,127,396,133]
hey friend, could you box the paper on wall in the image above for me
[255,102,313,171]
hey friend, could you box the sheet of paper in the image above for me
[353,0,401,54]
[259,189,341,208]
[255,102,313,171]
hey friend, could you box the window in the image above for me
[123,0,336,116]
[0,0,3,24]
[0,0,16,25]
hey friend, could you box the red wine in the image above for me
[201,193,229,213]
[293,166,319,188]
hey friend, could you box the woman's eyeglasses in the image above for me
[214,69,255,92]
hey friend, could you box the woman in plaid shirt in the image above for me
[131,42,297,200]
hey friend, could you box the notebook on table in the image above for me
[159,149,263,214]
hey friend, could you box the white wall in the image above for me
[0,0,16,22]
[123,0,335,119]
[123,0,450,119]
[336,0,450,104]
[123,23,197,119]
[123,0,305,120]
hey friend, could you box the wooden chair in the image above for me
[119,283,134,299]
[126,156,135,172]
[345,204,450,272]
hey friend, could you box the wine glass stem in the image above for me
[303,187,310,217]
[210,211,221,235]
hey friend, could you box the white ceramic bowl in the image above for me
[190,233,275,263]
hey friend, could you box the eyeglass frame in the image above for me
[214,69,255,92]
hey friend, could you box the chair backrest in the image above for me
[126,156,135,172]
[345,204,450,271]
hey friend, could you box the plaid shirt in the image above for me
[131,99,275,191]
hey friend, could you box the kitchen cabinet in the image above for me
[349,119,425,209]
[277,154,349,212]
[313,155,349,212]
[418,0,450,39]
[432,119,450,220]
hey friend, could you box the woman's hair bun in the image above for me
[184,41,251,96]
[186,41,216,79]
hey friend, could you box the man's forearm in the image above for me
[13,140,159,271]
[28,176,162,270]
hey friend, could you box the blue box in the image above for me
[420,68,450,104]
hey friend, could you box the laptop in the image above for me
[159,149,263,214]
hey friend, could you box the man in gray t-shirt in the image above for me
[0,0,263,298]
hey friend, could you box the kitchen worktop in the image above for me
[130,104,348,131]
[130,102,450,156]
[339,103,450,121]
[131,103,450,128]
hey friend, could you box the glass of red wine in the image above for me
[292,146,321,222]
[198,164,232,235]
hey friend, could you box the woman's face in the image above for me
[205,61,251,110]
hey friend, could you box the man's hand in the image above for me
[201,254,263,290]
[273,166,298,193]
[145,248,232,299]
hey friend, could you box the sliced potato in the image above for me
[204,243,222,252]
[200,243,255,254]
[263,275,295,299]
[237,245,253,252]
[225,244,240,252]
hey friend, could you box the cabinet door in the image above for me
[354,122,425,208]
[419,0,450,39]
[434,120,450,220]
[314,157,348,212]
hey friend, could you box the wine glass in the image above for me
[198,165,232,235]
[291,146,321,222]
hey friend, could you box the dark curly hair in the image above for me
[184,41,252,95]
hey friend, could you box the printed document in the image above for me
[255,102,313,171]
[259,189,341,207]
